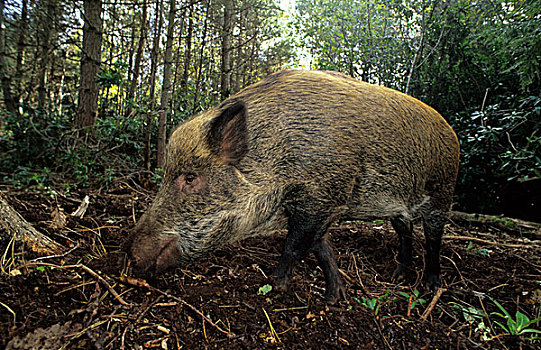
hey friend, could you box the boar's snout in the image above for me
[129,221,182,276]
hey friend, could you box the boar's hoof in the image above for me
[324,278,347,305]
[392,264,408,283]
[272,274,290,293]
[424,273,440,291]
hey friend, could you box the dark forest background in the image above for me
[0,0,539,221]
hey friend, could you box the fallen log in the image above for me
[450,211,541,239]
[0,193,64,255]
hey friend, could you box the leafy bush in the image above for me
[450,95,541,215]
[0,103,148,191]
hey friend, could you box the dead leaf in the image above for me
[71,195,90,218]
[51,207,67,229]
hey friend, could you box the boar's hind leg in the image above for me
[313,237,346,304]
[390,216,414,282]
[421,204,450,289]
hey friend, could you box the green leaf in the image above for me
[516,311,530,327]
[493,320,510,333]
[491,298,512,319]
[257,284,273,296]
[398,291,410,299]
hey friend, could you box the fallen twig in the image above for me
[119,275,235,337]
[30,243,80,262]
[79,264,131,306]
[373,317,392,350]
[420,288,446,322]
[443,235,536,249]
[22,262,130,306]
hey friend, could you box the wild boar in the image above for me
[130,70,460,304]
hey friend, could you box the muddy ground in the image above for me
[1,181,540,349]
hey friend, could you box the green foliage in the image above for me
[0,103,146,190]
[450,95,541,213]
[354,290,395,316]
[490,297,541,338]
[398,289,426,311]
[450,302,491,341]
[97,61,128,88]
[451,297,541,342]
[257,284,273,296]
[295,0,416,88]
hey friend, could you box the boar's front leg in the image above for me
[273,203,346,304]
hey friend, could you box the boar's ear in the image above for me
[207,101,248,165]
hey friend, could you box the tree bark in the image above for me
[193,0,210,113]
[0,193,64,255]
[144,0,164,171]
[156,0,176,169]
[181,3,193,91]
[405,0,428,95]
[37,0,57,110]
[220,0,233,99]
[15,0,28,94]
[0,0,18,115]
[125,0,148,118]
[75,0,103,131]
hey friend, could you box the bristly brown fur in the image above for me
[130,70,460,303]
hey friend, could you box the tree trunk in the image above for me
[0,0,18,115]
[181,3,193,91]
[37,0,56,110]
[193,0,210,113]
[144,0,164,171]
[156,0,176,169]
[405,0,428,95]
[126,0,148,118]
[0,193,64,255]
[75,0,103,131]
[220,0,233,99]
[15,0,28,98]
[126,22,137,87]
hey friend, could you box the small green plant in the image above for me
[490,297,541,339]
[450,302,491,341]
[354,290,394,316]
[466,242,491,256]
[398,289,426,311]
[152,168,164,186]
[475,248,491,256]
[257,284,273,296]
[355,296,380,315]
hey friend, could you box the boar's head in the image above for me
[130,101,251,274]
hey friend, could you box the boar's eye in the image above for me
[177,173,205,194]
[185,174,196,185]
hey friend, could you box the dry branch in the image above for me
[450,211,541,239]
[420,288,446,322]
[0,193,64,255]
[120,275,235,337]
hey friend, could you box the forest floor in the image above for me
[1,180,540,349]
